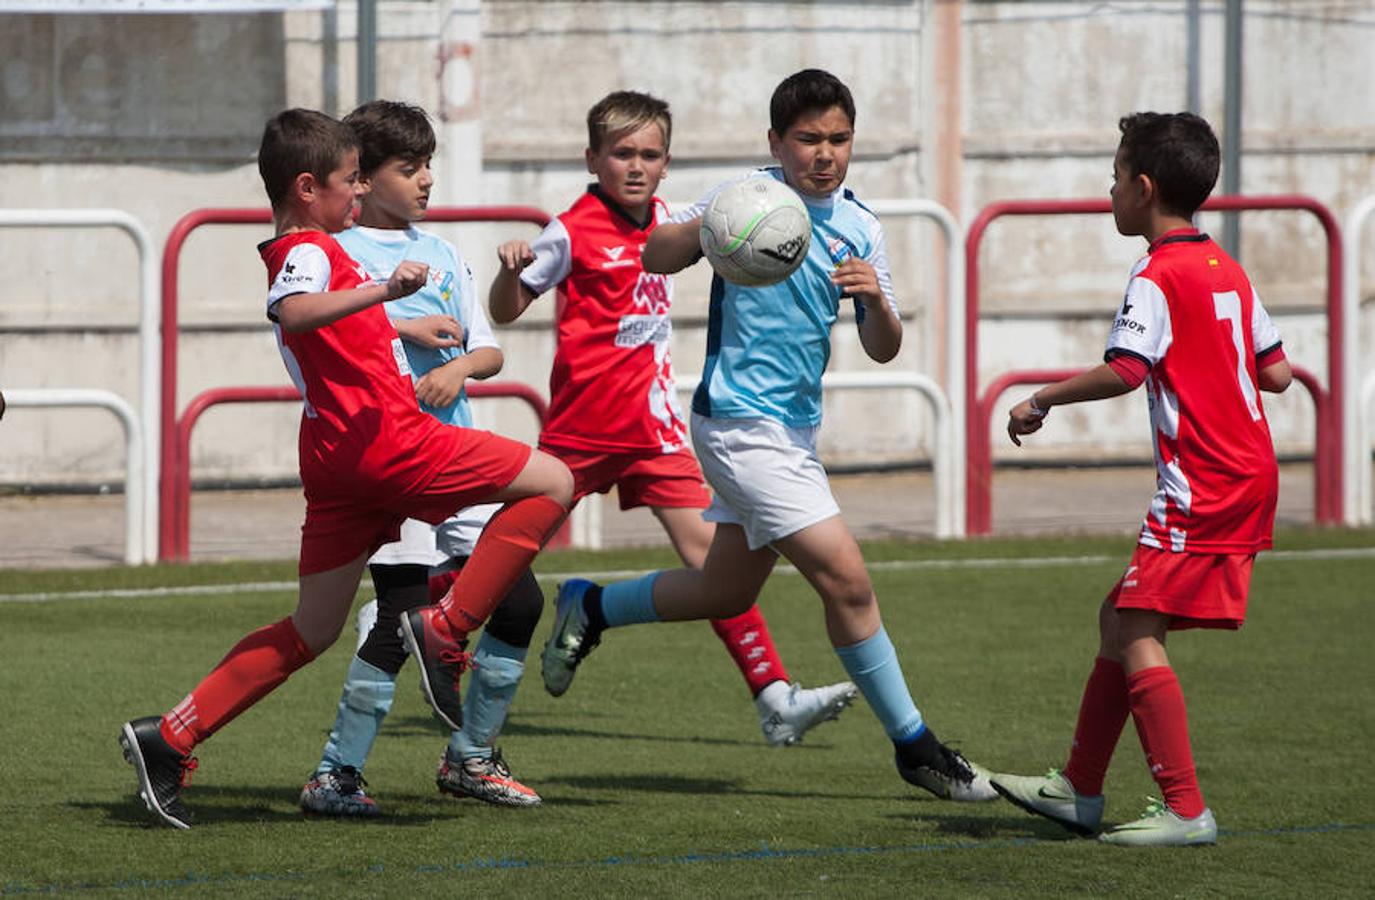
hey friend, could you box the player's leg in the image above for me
[542,521,778,696]
[436,559,543,808]
[1099,608,1215,845]
[772,515,995,802]
[991,595,1120,835]
[120,552,367,828]
[302,559,430,817]
[400,440,571,731]
[652,504,857,746]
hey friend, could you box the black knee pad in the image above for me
[358,563,430,674]
[482,568,544,649]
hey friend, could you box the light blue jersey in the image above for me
[678,167,896,428]
[336,225,498,428]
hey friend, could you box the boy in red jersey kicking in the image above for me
[992,112,1292,846]
[118,109,571,829]
[488,90,857,746]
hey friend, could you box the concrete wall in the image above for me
[1,0,1372,489]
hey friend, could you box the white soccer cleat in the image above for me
[896,741,999,802]
[1099,798,1217,847]
[990,768,1105,835]
[756,680,858,746]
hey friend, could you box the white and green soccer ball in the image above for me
[699,177,811,287]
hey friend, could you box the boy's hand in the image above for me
[399,314,464,350]
[414,359,469,408]
[1007,398,1049,447]
[386,260,429,300]
[831,258,882,306]
[497,240,536,273]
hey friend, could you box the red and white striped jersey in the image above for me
[1105,228,1283,554]
[518,186,689,454]
[261,230,463,499]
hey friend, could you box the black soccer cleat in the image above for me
[399,606,470,732]
[119,716,198,829]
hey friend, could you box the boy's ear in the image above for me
[767,128,782,160]
[292,171,318,206]
[584,147,597,175]
[1136,172,1157,207]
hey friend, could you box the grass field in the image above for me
[2,528,1372,897]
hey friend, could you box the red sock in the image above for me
[709,605,790,696]
[1062,656,1129,796]
[159,617,315,757]
[437,496,567,637]
[1127,665,1205,819]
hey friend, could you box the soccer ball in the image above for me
[699,177,812,287]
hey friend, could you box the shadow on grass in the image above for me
[384,713,756,748]
[901,810,1082,842]
[544,772,892,803]
[80,788,458,830]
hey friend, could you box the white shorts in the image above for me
[367,517,443,567]
[691,412,840,551]
[435,502,501,559]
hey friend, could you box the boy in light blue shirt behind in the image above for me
[541,69,996,804]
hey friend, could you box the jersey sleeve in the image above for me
[1250,286,1282,356]
[1104,265,1172,367]
[862,219,898,315]
[266,241,331,319]
[459,261,500,353]
[518,218,574,297]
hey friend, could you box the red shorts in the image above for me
[1107,544,1256,630]
[542,444,710,511]
[299,428,530,575]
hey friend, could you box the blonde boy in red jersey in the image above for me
[489,91,857,746]
[118,109,572,829]
[993,112,1292,846]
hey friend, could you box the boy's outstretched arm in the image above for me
[643,219,702,274]
[836,258,901,363]
[488,240,539,325]
[1006,363,1133,446]
[275,261,428,333]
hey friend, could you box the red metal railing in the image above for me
[168,381,552,561]
[974,365,1328,533]
[158,205,551,560]
[965,195,1344,535]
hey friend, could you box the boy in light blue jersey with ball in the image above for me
[301,100,544,816]
[541,69,995,801]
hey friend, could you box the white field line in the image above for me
[1,546,1370,605]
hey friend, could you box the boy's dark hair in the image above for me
[344,100,437,175]
[770,68,856,136]
[586,91,671,153]
[1117,112,1220,218]
[258,109,358,210]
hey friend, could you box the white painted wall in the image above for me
[1,0,1371,488]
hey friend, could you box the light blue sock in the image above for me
[450,633,528,760]
[318,655,396,775]
[600,571,663,627]
[833,625,925,742]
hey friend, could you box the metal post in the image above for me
[1222,0,1243,257]
[357,0,377,104]
[322,2,338,115]
[1186,0,1201,113]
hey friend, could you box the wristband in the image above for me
[1027,393,1048,418]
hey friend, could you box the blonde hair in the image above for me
[586,91,671,153]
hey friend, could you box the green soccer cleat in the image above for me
[990,768,1105,836]
[540,579,601,697]
[1099,798,1217,847]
